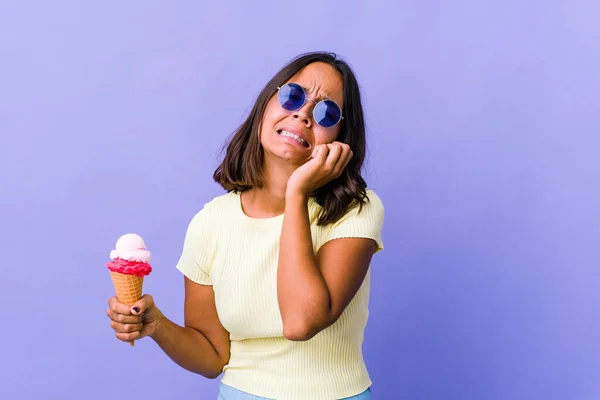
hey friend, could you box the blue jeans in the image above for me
[217,382,371,399]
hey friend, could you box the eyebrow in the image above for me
[301,85,333,101]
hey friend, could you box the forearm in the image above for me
[277,193,333,340]
[151,313,227,379]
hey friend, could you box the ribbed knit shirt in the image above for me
[176,190,385,400]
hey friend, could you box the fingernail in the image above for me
[132,307,140,314]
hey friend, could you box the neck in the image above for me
[243,157,299,217]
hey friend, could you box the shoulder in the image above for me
[187,191,239,227]
[340,189,384,223]
[322,189,385,252]
[308,190,385,228]
[363,190,384,211]
[204,191,238,211]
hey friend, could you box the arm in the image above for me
[106,203,230,376]
[151,278,230,378]
[278,142,382,341]
[109,277,230,379]
[142,202,229,376]
[277,192,376,341]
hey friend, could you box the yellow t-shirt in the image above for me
[176,190,385,400]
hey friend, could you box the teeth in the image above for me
[279,130,308,147]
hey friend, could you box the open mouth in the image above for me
[277,130,310,148]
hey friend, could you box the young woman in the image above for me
[107,52,385,400]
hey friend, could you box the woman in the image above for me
[107,52,385,400]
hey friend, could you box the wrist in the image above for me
[149,308,166,340]
[285,189,310,204]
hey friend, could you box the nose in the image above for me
[292,99,315,127]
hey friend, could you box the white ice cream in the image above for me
[109,233,151,263]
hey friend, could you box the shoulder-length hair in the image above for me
[213,52,369,226]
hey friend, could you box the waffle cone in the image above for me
[109,271,144,346]
[110,271,144,305]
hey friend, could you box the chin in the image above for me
[261,136,307,165]
[261,145,302,165]
[277,149,306,164]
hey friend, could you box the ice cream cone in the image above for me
[109,271,144,346]
[107,233,152,347]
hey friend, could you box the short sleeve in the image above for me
[325,190,385,253]
[175,205,216,285]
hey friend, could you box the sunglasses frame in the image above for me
[276,83,344,128]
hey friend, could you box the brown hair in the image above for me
[213,52,369,225]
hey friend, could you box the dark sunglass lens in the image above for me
[314,100,342,128]
[278,83,305,111]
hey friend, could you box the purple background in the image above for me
[1,1,598,399]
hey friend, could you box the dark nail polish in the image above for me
[132,307,140,313]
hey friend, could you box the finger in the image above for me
[108,296,134,315]
[343,149,354,172]
[115,330,143,343]
[342,146,354,168]
[324,144,343,171]
[332,145,352,176]
[106,308,143,324]
[311,144,326,158]
[130,294,155,316]
[110,320,144,333]
[312,145,329,164]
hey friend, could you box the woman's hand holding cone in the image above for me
[106,294,161,345]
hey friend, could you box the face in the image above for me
[259,62,344,165]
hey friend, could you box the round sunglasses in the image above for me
[277,83,343,128]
